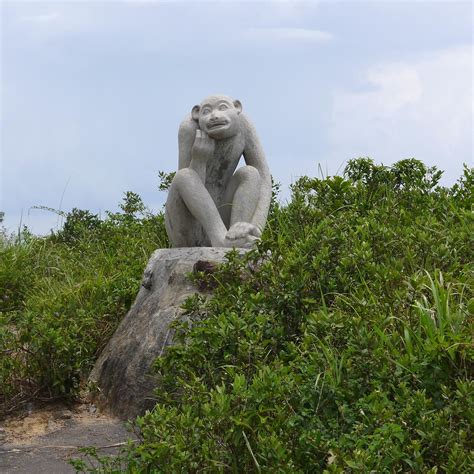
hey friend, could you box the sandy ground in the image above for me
[0,403,135,473]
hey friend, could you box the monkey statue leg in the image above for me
[165,168,228,247]
[229,166,261,225]
[220,166,262,248]
[165,187,208,247]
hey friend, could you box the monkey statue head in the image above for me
[191,95,242,140]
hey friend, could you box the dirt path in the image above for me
[0,403,135,473]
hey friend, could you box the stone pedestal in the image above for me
[89,247,246,420]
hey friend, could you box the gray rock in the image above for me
[89,247,247,420]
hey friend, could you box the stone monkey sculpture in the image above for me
[165,95,272,248]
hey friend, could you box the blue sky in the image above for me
[1,0,473,235]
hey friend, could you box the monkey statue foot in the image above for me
[224,222,261,248]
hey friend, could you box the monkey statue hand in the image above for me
[191,130,215,162]
[224,222,261,248]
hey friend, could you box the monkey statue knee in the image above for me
[164,95,272,248]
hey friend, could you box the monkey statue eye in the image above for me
[218,104,229,111]
[202,107,211,115]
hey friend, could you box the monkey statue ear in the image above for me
[191,105,200,122]
[233,100,242,114]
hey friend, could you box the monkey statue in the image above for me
[165,95,272,248]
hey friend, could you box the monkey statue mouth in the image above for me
[207,120,229,130]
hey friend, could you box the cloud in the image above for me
[20,12,60,23]
[121,0,161,4]
[362,65,423,114]
[245,27,332,43]
[6,1,323,53]
[327,45,473,184]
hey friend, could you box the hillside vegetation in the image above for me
[0,193,168,413]
[1,159,473,472]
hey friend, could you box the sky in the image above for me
[1,0,473,235]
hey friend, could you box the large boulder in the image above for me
[89,247,246,420]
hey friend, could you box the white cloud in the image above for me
[327,45,473,184]
[122,0,160,4]
[5,1,323,51]
[20,12,61,23]
[363,65,423,115]
[245,27,333,43]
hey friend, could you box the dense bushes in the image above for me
[0,192,168,414]
[1,159,473,472]
[80,159,472,472]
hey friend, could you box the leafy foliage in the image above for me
[0,192,168,414]
[1,159,473,472]
[99,159,471,473]
[157,171,176,191]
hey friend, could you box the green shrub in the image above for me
[2,160,473,472]
[0,192,168,414]
[84,159,472,473]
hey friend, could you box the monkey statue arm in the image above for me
[241,114,272,232]
[189,130,215,182]
[178,118,215,183]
